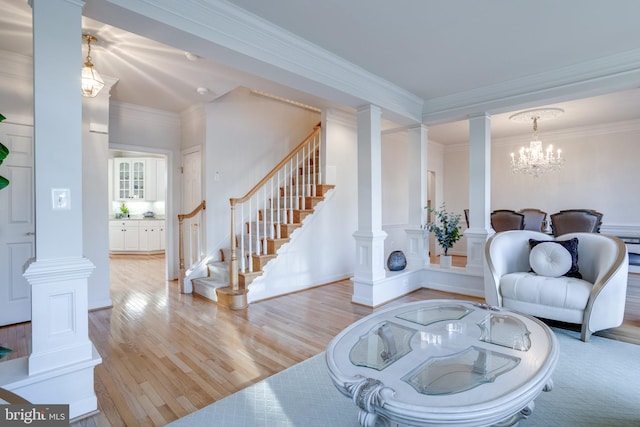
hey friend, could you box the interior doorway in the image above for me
[427,170,436,259]
[108,148,169,279]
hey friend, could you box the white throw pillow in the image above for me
[529,241,573,277]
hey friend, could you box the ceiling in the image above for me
[2,0,640,145]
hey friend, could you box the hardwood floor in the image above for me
[0,254,638,426]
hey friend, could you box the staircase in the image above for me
[189,124,334,309]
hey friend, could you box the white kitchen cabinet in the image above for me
[115,158,146,200]
[159,221,166,250]
[139,220,164,251]
[113,157,166,201]
[109,220,140,251]
[144,158,167,201]
[110,220,165,253]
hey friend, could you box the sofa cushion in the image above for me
[529,242,572,277]
[500,272,592,311]
[529,237,582,279]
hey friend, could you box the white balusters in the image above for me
[276,170,282,238]
[227,125,323,292]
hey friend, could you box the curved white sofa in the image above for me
[485,231,629,341]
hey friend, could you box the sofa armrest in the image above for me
[485,230,551,306]
[560,233,629,341]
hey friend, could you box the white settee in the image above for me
[485,230,628,341]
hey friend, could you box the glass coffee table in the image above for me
[326,300,559,427]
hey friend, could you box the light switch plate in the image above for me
[52,188,71,210]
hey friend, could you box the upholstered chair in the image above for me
[490,210,525,232]
[519,208,547,232]
[550,209,603,236]
[485,230,628,341]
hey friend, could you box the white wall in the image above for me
[381,130,409,261]
[377,129,449,262]
[204,87,321,256]
[181,103,206,152]
[0,51,32,124]
[248,108,358,301]
[491,120,640,224]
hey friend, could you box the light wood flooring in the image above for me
[0,254,638,426]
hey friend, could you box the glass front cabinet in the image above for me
[115,158,145,200]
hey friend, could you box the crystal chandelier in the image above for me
[509,108,564,178]
[81,34,105,97]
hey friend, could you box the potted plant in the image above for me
[0,113,8,191]
[424,203,462,268]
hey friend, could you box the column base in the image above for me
[464,227,492,274]
[352,230,388,283]
[0,345,102,420]
[404,228,429,269]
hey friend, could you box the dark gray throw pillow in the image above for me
[529,238,582,279]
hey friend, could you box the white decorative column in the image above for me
[405,124,429,269]
[0,0,102,420]
[465,114,493,273]
[352,105,388,306]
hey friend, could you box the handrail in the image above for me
[228,123,323,294]
[230,124,321,206]
[0,387,31,404]
[178,200,206,221]
[178,200,206,292]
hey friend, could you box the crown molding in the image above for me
[439,117,640,151]
[493,117,640,147]
[423,48,640,124]
[94,0,423,123]
[110,100,181,127]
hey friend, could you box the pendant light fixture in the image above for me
[81,34,104,97]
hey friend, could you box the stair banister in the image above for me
[228,124,321,292]
[178,200,206,291]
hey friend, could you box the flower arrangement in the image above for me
[424,203,462,256]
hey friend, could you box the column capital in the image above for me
[29,0,85,10]
[357,104,382,115]
[469,112,491,120]
[406,123,428,132]
[24,257,95,285]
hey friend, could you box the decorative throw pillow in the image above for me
[529,242,573,277]
[529,238,582,279]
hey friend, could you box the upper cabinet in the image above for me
[113,157,165,201]
[145,158,167,202]
[115,158,145,200]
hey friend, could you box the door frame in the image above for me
[109,143,174,281]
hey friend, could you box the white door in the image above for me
[0,123,34,326]
[182,148,202,213]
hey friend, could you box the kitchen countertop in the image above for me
[111,216,166,221]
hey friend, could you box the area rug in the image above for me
[168,328,640,426]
